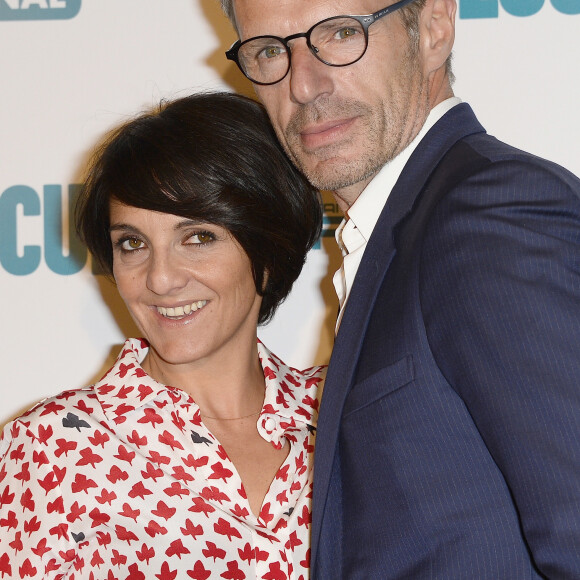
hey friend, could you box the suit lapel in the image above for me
[311,103,486,565]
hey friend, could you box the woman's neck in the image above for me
[141,338,266,419]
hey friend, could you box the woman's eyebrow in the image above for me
[109,223,141,234]
[109,219,207,234]
[173,218,206,230]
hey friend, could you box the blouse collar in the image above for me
[94,338,323,447]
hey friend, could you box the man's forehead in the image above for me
[233,0,380,37]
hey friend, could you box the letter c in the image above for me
[0,186,41,275]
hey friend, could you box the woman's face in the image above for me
[109,200,262,373]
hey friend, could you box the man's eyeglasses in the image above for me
[225,0,418,86]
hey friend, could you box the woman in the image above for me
[0,92,324,579]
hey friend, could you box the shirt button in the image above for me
[264,417,277,431]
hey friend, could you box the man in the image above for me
[219,0,580,577]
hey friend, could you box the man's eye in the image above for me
[336,27,358,40]
[260,45,284,59]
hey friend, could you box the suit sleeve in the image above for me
[420,157,580,578]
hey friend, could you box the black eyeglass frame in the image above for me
[225,0,419,85]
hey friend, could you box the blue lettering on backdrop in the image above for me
[460,0,580,16]
[461,0,498,18]
[501,0,545,16]
[551,0,580,13]
[0,184,87,275]
[0,186,41,275]
[0,0,81,20]
[44,184,87,275]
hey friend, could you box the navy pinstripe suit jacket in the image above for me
[311,103,580,579]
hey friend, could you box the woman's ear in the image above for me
[261,270,269,293]
[419,0,457,74]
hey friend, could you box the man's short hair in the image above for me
[220,0,235,25]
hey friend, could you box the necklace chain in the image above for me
[200,410,262,421]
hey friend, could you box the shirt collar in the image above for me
[94,338,167,420]
[95,338,323,444]
[257,342,324,447]
[345,97,462,242]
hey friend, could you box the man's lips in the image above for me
[299,117,356,150]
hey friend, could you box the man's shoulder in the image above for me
[424,103,578,186]
[449,133,580,208]
[460,130,578,184]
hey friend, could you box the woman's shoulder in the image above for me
[4,386,100,435]
[7,385,99,424]
[2,338,145,432]
[0,386,101,454]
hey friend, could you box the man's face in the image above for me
[233,0,433,206]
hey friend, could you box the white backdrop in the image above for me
[1,0,579,429]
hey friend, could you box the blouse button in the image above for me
[263,417,277,431]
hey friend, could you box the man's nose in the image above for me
[288,40,335,105]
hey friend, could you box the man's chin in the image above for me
[298,152,383,193]
[302,162,362,192]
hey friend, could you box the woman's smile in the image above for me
[156,300,208,320]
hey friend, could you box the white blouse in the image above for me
[0,338,325,580]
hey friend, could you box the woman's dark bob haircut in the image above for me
[76,91,322,324]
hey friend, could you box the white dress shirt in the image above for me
[333,97,462,330]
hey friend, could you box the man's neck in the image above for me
[333,175,376,213]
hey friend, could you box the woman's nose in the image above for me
[145,251,189,296]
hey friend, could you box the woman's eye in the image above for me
[121,237,144,251]
[190,231,215,244]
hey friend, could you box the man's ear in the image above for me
[420,0,456,73]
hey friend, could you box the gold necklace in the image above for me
[200,410,261,421]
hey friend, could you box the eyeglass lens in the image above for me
[237,16,367,84]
